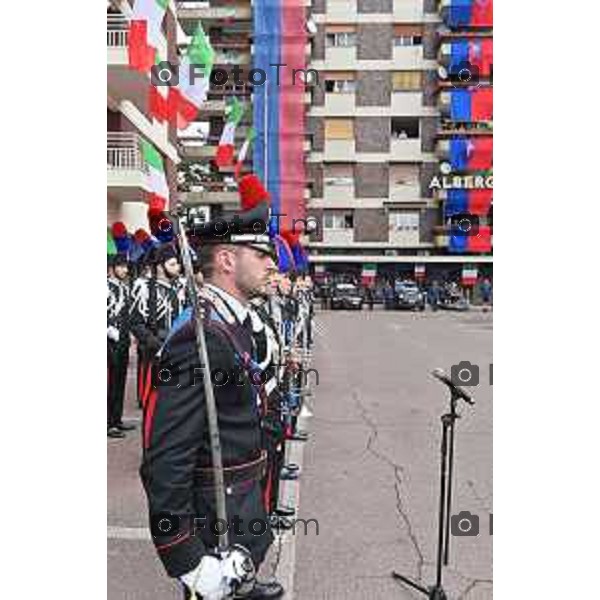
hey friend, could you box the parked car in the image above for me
[331,283,364,310]
[393,281,426,311]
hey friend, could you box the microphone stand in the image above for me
[392,371,474,599]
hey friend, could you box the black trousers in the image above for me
[107,341,130,428]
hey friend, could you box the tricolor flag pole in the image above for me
[264,81,269,192]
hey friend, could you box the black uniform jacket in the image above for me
[140,301,273,577]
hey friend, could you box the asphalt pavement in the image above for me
[108,307,492,600]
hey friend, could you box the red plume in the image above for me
[238,174,269,211]
[111,221,127,239]
[281,228,301,247]
[148,194,166,215]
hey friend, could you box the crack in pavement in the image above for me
[267,529,285,579]
[352,395,493,596]
[353,392,425,583]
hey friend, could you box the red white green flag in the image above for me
[215,98,246,168]
[128,0,169,73]
[167,23,215,129]
[140,138,169,207]
[234,127,255,179]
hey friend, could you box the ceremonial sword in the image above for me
[169,207,229,551]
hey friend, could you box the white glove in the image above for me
[180,555,232,600]
[107,326,120,342]
[220,545,256,596]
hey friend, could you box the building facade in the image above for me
[177,1,255,220]
[107,0,180,230]
[305,0,493,284]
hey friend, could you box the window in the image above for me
[323,212,354,229]
[326,31,357,47]
[394,35,422,46]
[325,119,354,140]
[389,212,419,232]
[393,24,423,47]
[325,79,356,93]
[391,117,420,139]
[324,164,354,187]
[390,164,419,186]
[393,71,423,91]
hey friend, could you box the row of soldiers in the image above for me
[107,202,314,599]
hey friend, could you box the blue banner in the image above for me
[252,1,281,230]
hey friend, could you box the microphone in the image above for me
[431,369,475,404]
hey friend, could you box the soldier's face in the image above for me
[114,264,128,279]
[163,258,181,279]
[234,247,276,298]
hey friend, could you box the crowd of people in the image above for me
[107,201,315,599]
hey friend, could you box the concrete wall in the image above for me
[355,117,390,152]
[355,163,389,197]
[356,71,391,106]
[354,208,388,242]
[357,24,392,60]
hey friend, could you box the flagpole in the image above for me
[264,80,269,190]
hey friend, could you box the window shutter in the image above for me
[325,119,354,140]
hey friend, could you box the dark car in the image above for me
[393,281,426,311]
[330,283,364,310]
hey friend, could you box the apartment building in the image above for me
[107,0,180,230]
[177,1,254,220]
[305,0,492,284]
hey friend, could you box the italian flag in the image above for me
[461,266,478,287]
[234,127,255,179]
[361,264,377,286]
[140,139,169,207]
[168,23,215,129]
[128,0,169,73]
[215,97,246,168]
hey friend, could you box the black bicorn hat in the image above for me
[108,253,129,268]
[187,201,275,259]
[155,243,180,265]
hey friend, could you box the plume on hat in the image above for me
[238,174,270,211]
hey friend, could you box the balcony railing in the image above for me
[107,132,147,172]
[107,15,129,48]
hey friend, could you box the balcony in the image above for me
[322,140,356,161]
[390,138,423,161]
[326,0,357,20]
[324,93,356,114]
[392,45,425,69]
[213,50,251,65]
[388,183,421,203]
[393,0,424,21]
[324,47,357,69]
[107,14,162,110]
[323,183,355,205]
[107,14,167,65]
[180,143,217,159]
[177,3,252,22]
[322,229,354,245]
[107,132,150,202]
[389,230,421,247]
[391,92,425,115]
[180,190,239,207]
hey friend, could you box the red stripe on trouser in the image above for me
[137,360,145,405]
[144,388,158,449]
[263,467,273,512]
[142,364,154,408]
